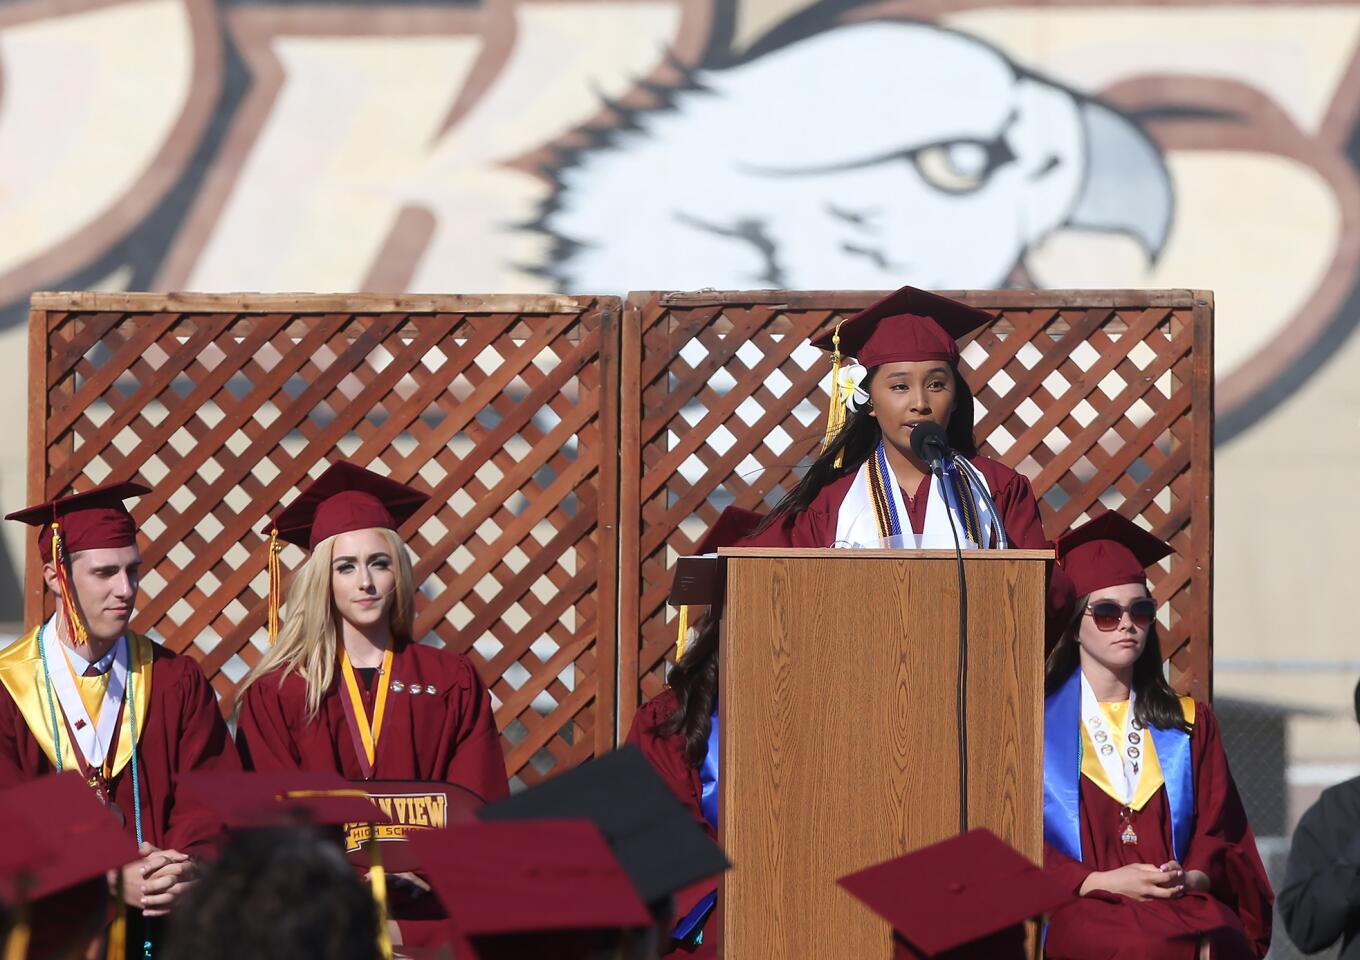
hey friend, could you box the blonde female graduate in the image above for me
[234,462,507,799]
[1042,512,1273,960]
[234,460,508,797]
[234,462,509,952]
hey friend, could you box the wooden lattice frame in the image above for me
[24,292,621,788]
[619,289,1214,737]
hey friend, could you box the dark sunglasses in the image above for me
[1084,598,1158,632]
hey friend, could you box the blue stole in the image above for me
[672,710,721,944]
[1042,670,1194,863]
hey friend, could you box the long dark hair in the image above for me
[759,366,978,530]
[1044,593,1190,733]
[654,614,720,767]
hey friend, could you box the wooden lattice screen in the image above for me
[24,292,621,788]
[618,289,1214,737]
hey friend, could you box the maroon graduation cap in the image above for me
[264,460,430,550]
[838,829,1072,959]
[1055,510,1173,598]
[810,286,994,368]
[410,819,652,959]
[669,507,767,656]
[0,772,139,903]
[261,460,431,641]
[5,481,149,565]
[6,481,150,647]
[176,770,389,830]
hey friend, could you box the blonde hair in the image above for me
[236,527,417,719]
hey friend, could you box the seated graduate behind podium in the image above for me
[234,460,508,798]
[745,285,1048,551]
[625,506,764,956]
[1041,512,1273,960]
[0,483,241,949]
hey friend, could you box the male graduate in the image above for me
[0,482,241,951]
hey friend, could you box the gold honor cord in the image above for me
[369,842,393,960]
[339,648,394,770]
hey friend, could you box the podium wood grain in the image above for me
[718,551,1046,959]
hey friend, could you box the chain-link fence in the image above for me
[1218,662,1360,960]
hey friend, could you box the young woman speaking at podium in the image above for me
[747,285,1051,553]
[1041,512,1273,960]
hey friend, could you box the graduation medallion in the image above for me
[1119,808,1138,846]
[88,771,127,827]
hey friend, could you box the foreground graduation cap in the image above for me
[411,819,652,959]
[176,770,388,829]
[0,772,139,903]
[478,745,730,906]
[837,829,1073,959]
[0,773,140,960]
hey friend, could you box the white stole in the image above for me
[833,457,997,549]
[40,618,129,773]
[1079,672,1143,805]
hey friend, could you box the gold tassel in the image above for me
[3,901,30,960]
[51,522,89,647]
[675,605,690,661]
[369,842,393,960]
[106,874,126,960]
[821,320,850,469]
[267,528,282,646]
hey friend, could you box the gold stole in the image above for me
[0,626,153,775]
[1079,696,1196,811]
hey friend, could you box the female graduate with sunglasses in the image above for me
[747,286,1050,553]
[1042,512,1273,960]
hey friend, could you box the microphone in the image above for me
[909,421,952,469]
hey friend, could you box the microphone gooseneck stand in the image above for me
[910,422,971,834]
[930,454,970,835]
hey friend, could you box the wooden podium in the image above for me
[716,547,1051,958]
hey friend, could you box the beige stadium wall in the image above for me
[1,0,1358,819]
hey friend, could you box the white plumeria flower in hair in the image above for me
[838,362,870,411]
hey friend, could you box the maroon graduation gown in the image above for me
[1043,704,1274,960]
[744,454,1050,550]
[0,643,241,856]
[627,690,718,959]
[235,641,509,800]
